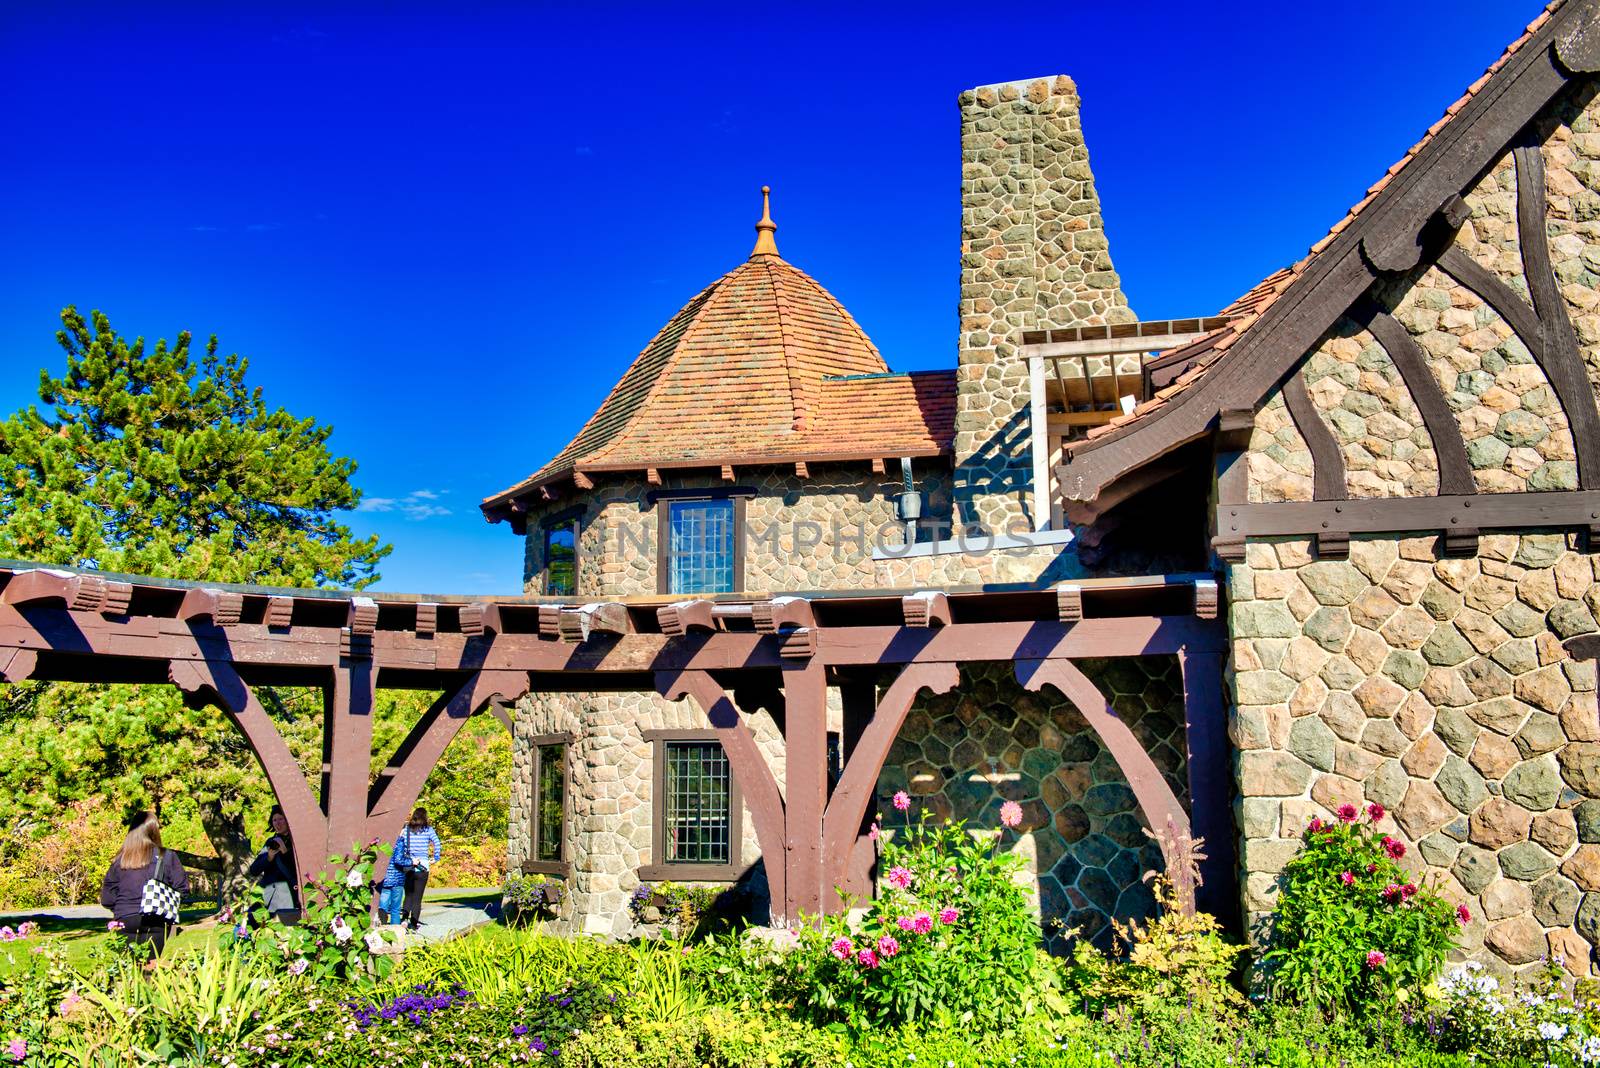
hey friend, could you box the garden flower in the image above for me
[999,800,1023,828]
[1365,863,1377,874]
[1365,950,1386,969]
[1400,883,1417,899]
[893,791,911,812]
[1539,1022,1569,1042]
[1339,871,1355,886]
[288,958,309,976]
[1382,836,1406,859]
[331,917,353,944]
[868,823,880,843]
[877,935,900,958]
[897,915,916,932]
[886,866,914,890]
[1337,804,1358,823]
[8,1038,24,1062]
[1367,802,1385,822]
[911,910,933,934]
[58,992,81,1017]
[938,906,959,925]
[1306,817,1323,833]
[106,920,124,932]
[1457,903,1471,925]
[512,1025,529,1037]
[1381,883,1404,904]
[830,936,854,960]
[0,927,14,942]
[364,929,386,953]
[857,948,880,969]
[16,922,36,938]
[345,867,365,889]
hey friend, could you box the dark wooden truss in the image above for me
[0,562,1230,924]
[1054,0,1600,559]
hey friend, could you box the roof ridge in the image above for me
[763,257,808,432]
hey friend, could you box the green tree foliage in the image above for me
[0,308,401,883]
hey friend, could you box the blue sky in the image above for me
[0,1,1534,594]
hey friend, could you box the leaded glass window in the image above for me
[534,742,565,863]
[544,520,577,596]
[663,740,731,865]
[667,499,735,594]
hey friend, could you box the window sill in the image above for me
[520,859,571,878]
[637,863,742,883]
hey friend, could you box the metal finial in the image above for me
[751,185,779,258]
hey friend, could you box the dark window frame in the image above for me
[640,728,744,882]
[523,732,572,877]
[541,506,583,597]
[654,492,747,595]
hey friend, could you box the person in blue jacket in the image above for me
[399,807,442,932]
[378,833,409,925]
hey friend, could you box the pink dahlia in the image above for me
[911,910,933,934]
[1401,883,1417,900]
[1307,817,1324,834]
[9,1038,25,1062]
[886,866,914,891]
[0,927,14,943]
[1365,863,1378,874]
[896,915,916,932]
[857,948,880,969]
[999,800,1023,829]
[1365,950,1386,969]
[876,935,900,958]
[1381,836,1406,860]
[892,791,911,812]
[1339,871,1355,886]
[829,936,854,961]
[1381,883,1404,905]
[1457,904,1471,925]
[1337,804,1359,823]
[1367,802,1386,822]
[868,823,880,843]
[938,906,959,925]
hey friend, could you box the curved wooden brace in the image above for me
[0,648,37,683]
[820,662,961,907]
[1281,368,1348,501]
[169,658,326,887]
[365,670,531,842]
[1013,658,1191,902]
[655,669,788,913]
[1362,304,1474,495]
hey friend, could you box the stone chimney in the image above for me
[954,75,1134,534]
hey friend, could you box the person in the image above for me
[100,811,189,956]
[399,807,441,932]
[245,806,298,916]
[378,832,409,925]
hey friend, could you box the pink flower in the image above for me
[1365,950,1386,969]
[8,1038,25,1062]
[856,948,880,969]
[938,906,959,925]
[1306,817,1324,834]
[0,927,14,942]
[1365,863,1378,874]
[1400,883,1417,900]
[1337,804,1359,823]
[1381,836,1406,860]
[106,920,124,932]
[867,823,880,843]
[829,936,854,961]
[911,910,933,934]
[58,992,81,1017]
[1457,904,1471,925]
[892,791,911,812]
[288,958,309,976]
[896,915,916,932]
[1367,803,1386,822]
[1381,883,1404,905]
[16,922,36,938]
[876,935,900,958]
[1339,871,1355,886]
[999,800,1023,828]
[886,866,913,891]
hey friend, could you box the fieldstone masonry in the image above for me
[956,76,1134,535]
[1229,532,1600,978]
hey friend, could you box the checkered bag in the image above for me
[139,851,181,925]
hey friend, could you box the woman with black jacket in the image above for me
[245,805,299,916]
[99,811,189,955]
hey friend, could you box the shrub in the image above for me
[791,799,1058,1029]
[629,880,724,939]
[1423,958,1600,1065]
[1260,804,1462,1009]
[501,870,561,925]
[223,843,397,985]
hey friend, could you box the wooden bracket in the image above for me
[900,591,951,628]
[657,599,715,636]
[414,602,438,637]
[1438,192,1471,232]
[753,596,814,634]
[572,470,595,490]
[794,461,809,479]
[646,467,661,486]
[0,648,37,683]
[340,628,372,660]
[537,604,565,639]
[720,464,736,482]
[870,457,886,475]
[348,597,379,636]
[3,569,131,615]
[178,588,243,626]
[558,602,630,642]
[1317,530,1351,560]
[459,602,502,638]
[778,627,817,660]
[264,596,294,629]
[1216,408,1254,453]
[1192,579,1219,621]
[1442,528,1480,557]
[1056,584,1084,623]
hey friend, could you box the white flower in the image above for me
[363,930,385,953]
[331,917,353,944]
[1538,1023,1569,1042]
[345,867,365,889]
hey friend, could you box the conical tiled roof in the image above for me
[484,195,955,516]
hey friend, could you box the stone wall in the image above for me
[955,76,1134,537]
[1229,532,1600,978]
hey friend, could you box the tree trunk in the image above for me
[199,799,255,905]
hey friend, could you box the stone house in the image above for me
[480,0,1600,977]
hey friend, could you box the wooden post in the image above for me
[782,659,828,919]
[323,661,377,863]
[1177,648,1240,927]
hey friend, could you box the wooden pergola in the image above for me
[0,561,1232,923]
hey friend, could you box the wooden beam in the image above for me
[3,569,131,614]
[348,596,379,635]
[557,602,630,642]
[778,627,817,660]
[1056,584,1083,623]
[414,602,438,637]
[782,660,828,917]
[1219,490,1600,540]
[459,602,501,638]
[1177,649,1238,926]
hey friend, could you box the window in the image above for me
[523,735,570,876]
[668,499,736,594]
[642,729,743,881]
[542,510,581,596]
